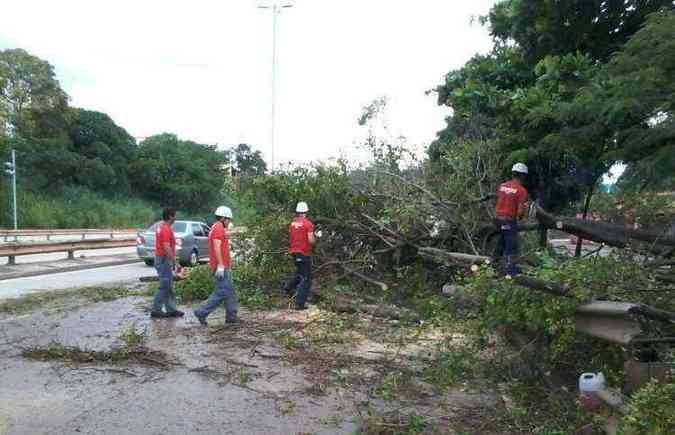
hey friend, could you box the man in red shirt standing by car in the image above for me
[151,207,184,318]
[194,206,239,326]
[495,163,529,276]
[284,201,316,310]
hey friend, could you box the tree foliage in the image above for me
[434,1,675,209]
[0,48,68,137]
[130,133,228,211]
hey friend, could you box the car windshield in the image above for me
[146,221,188,233]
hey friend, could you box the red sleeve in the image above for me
[518,187,528,206]
[306,220,314,233]
[212,222,225,240]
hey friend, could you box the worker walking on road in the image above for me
[283,201,317,310]
[495,163,529,276]
[151,207,184,318]
[194,206,239,326]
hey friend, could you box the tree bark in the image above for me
[535,205,675,256]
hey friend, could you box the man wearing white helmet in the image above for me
[283,201,316,310]
[194,206,239,325]
[495,163,529,275]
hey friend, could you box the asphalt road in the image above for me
[0,262,155,300]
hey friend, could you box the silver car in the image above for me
[136,220,210,267]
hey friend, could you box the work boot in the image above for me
[225,317,240,324]
[150,311,171,318]
[194,310,208,326]
[167,310,185,318]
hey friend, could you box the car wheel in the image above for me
[189,250,199,267]
[144,259,154,266]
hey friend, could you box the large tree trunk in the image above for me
[535,205,675,256]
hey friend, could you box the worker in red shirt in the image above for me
[151,207,184,318]
[495,163,529,276]
[283,201,317,310]
[194,206,239,326]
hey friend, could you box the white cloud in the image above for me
[0,0,497,165]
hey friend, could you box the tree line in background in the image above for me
[0,48,267,226]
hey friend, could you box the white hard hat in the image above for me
[512,163,528,174]
[296,202,309,213]
[215,206,233,219]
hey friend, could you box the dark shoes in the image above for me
[225,317,240,324]
[295,305,307,311]
[150,310,184,318]
[194,311,208,326]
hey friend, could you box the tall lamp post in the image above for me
[4,149,17,229]
[258,1,293,172]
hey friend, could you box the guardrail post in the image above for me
[7,256,15,265]
[47,234,51,241]
[81,234,86,240]
[67,250,75,260]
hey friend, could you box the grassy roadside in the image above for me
[0,284,155,315]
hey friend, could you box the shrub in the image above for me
[620,380,675,434]
[175,265,214,302]
[175,264,272,310]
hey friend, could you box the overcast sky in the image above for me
[0,0,498,166]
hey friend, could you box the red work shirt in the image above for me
[208,221,231,272]
[289,216,314,257]
[495,180,528,221]
[154,222,175,257]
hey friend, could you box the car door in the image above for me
[191,223,208,258]
[200,224,212,258]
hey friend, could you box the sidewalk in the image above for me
[0,251,142,281]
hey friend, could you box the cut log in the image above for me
[339,265,389,291]
[331,297,415,320]
[512,275,569,297]
[536,205,675,256]
[417,247,490,266]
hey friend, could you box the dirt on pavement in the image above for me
[0,284,503,435]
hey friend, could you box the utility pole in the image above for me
[4,149,17,229]
[258,2,293,172]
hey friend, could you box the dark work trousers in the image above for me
[495,218,519,275]
[284,254,312,308]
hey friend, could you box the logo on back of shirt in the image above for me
[292,222,304,230]
[500,186,518,195]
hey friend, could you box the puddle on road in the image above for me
[0,286,499,434]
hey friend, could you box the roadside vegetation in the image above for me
[0,284,154,315]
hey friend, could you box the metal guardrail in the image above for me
[0,237,137,265]
[0,228,139,242]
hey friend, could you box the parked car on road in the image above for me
[136,220,210,267]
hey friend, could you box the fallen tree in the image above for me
[536,205,675,256]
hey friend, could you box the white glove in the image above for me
[315,230,323,239]
[215,266,225,279]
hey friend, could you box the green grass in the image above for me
[0,185,159,229]
[0,285,154,315]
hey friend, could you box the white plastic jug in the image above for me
[579,373,606,413]
[579,372,606,393]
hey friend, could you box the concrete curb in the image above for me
[0,258,144,281]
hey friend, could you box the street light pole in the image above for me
[4,149,17,229]
[258,2,293,172]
